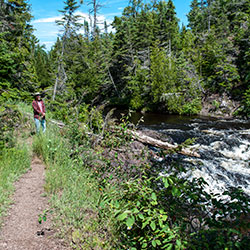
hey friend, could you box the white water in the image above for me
[189,131,250,196]
[145,119,250,198]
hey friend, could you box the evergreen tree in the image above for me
[0,0,38,102]
[150,43,179,112]
[52,0,82,100]
[34,44,53,89]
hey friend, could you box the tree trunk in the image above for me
[131,131,200,157]
[169,38,172,70]
[52,38,66,101]
[108,68,120,97]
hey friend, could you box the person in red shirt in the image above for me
[32,92,46,134]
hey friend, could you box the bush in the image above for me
[33,108,250,249]
[181,98,202,115]
[32,125,115,249]
[0,104,21,151]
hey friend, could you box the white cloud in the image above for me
[32,16,63,24]
[33,11,116,50]
[41,41,55,46]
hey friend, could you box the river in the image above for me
[121,111,250,197]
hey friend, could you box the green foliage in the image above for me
[47,101,72,122]
[38,209,48,224]
[0,0,39,102]
[189,187,250,249]
[150,43,175,104]
[31,103,249,249]
[101,112,133,150]
[149,42,202,114]
[114,176,187,250]
[1,0,250,115]
[126,59,150,110]
[240,88,250,117]
[187,0,249,98]
[0,144,31,225]
[0,104,21,150]
[77,104,104,133]
[108,156,250,250]
[32,125,114,249]
[181,98,202,115]
[34,45,53,89]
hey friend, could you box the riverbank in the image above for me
[200,93,242,119]
[32,116,249,249]
[1,103,249,249]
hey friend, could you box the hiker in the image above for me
[32,92,46,134]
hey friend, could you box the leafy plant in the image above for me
[0,104,21,150]
[38,209,48,224]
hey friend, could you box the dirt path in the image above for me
[0,156,69,250]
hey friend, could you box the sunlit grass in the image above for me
[33,125,114,249]
[0,145,31,226]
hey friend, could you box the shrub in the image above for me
[0,104,21,151]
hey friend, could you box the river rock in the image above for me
[200,93,240,118]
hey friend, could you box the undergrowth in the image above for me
[0,103,31,226]
[26,101,250,249]
[32,125,115,249]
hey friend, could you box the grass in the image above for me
[16,101,33,114]
[0,145,31,226]
[33,125,115,249]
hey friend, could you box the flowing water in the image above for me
[125,111,250,197]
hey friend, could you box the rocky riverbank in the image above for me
[200,93,241,118]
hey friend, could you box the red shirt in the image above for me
[32,100,45,119]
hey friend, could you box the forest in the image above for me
[0,0,250,117]
[0,0,250,249]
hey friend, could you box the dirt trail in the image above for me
[0,156,69,250]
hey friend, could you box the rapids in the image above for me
[128,112,250,197]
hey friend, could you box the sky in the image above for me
[29,0,192,50]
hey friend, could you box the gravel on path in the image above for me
[0,157,69,250]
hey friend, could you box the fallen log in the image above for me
[131,131,200,158]
[23,111,200,157]
[48,119,65,128]
[23,112,65,128]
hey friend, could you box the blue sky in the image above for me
[29,0,192,50]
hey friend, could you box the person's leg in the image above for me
[34,118,40,134]
[41,119,46,133]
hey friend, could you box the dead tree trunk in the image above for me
[108,68,120,97]
[24,110,200,157]
[131,131,200,157]
[88,0,102,39]
[52,38,67,101]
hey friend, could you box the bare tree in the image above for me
[88,0,103,39]
[52,0,82,100]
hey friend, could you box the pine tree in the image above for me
[34,44,53,89]
[153,0,180,50]
[150,43,179,111]
[52,0,82,100]
[0,0,38,101]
